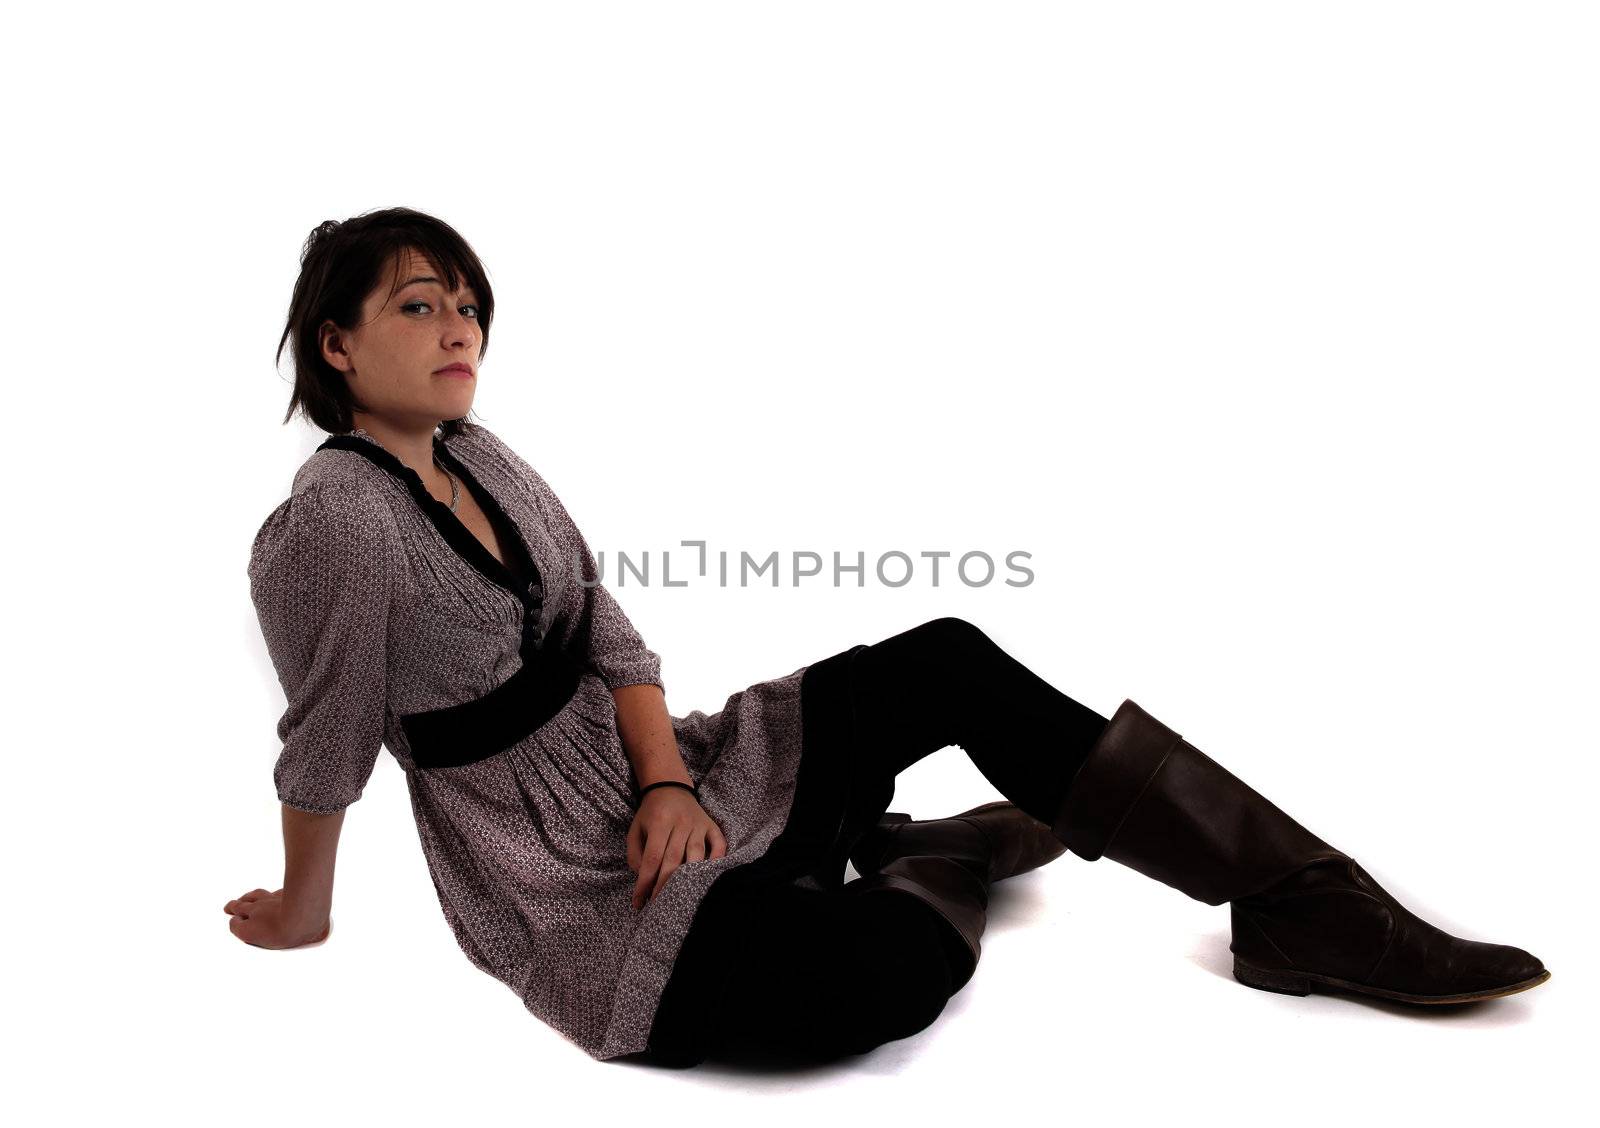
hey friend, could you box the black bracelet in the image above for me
[636,779,698,803]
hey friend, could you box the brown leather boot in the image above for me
[1052,699,1551,1005]
[851,801,1068,884]
[844,801,1067,993]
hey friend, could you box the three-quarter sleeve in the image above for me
[248,482,400,813]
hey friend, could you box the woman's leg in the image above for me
[828,616,1549,1007]
[691,880,958,1065]
[845,615,1109,823]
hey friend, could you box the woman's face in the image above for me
[321,245,483,426]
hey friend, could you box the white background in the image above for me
[5,1,1594,1124]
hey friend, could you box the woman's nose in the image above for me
[445,309,478,346]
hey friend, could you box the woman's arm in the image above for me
[230,482,399,947]
[223,805,343,948]
[613,682,692,790]
[280,804,343,936]
[614,682,727,908]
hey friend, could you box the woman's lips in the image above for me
[435,367,474,379]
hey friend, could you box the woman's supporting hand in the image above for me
[225,804,344,948]
[223,887,332,949]
[626,787,728,910]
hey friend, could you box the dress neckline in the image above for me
[316,428,548,649]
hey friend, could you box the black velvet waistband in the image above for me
[400,644,585,769]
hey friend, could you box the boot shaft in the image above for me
[1053,699,1341,905]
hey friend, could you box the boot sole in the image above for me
[1233,956,1552,1005]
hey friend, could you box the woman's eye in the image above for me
[402,300,479,318]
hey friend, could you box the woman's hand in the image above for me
[223,887,332,949]
[626,787,727,910]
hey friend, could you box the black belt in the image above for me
[401,643,586,769]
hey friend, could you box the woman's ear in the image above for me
[319,319,353,373]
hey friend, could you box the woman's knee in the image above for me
[910,615,993,654]
[847,616,1001,748]
[848,890,957,1039]
[704,885,956,1061]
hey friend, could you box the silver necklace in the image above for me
[351,427,460,513]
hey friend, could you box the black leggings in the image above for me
[674,617,1110,1066]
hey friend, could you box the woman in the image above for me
[225,207,1550,1067]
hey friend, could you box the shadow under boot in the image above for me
[1050,699,1551,1005]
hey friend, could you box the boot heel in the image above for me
[1233,956,1312,997]
[883,812,912,825]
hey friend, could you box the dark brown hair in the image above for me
[276,206,495,436]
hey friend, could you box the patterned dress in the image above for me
[246,421,874,1061]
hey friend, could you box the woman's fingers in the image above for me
[228,911,262,946]
[649,824,691,901]
[635,822,695,907]
[632,827,665,909]
[626,810,649,874]
[629,810,731,908]
[223,888,272,915]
